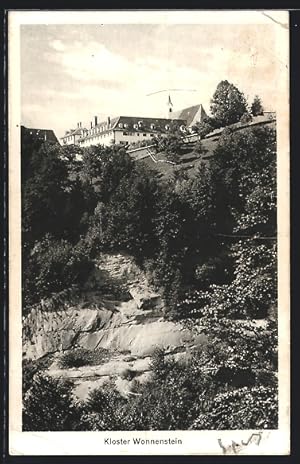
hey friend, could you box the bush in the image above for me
[23,235,93,307]
[192,117,215,137]
[120,368,137,381]
[23,356,54,393]
[191,386,278,429]
[23,373,81,431]
[155,133,182,163]
[27,343,277,431]
[240,112,253,124]
[83,382,128,431]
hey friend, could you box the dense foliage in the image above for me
[58,348,110,369]
[23,344,277,431]
[23,373,81,431]
[210,80,248,127]
[251,95,264,116]
[22,123,276,319]
[22,81,277,430]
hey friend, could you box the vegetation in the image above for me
[251,95,264,116]
[192,116,216,137]
[58,348,111,369]
[23,343,277,431]
[154,132,183,163]
[23,373,82,431]
[210,80,248,127]
[22,80,277,431]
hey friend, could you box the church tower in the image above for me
[167,94,173,119]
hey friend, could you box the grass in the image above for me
[139,136,219,179]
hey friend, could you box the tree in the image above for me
[251,95,264,116]
[23,373,81,431]
[192,117,216,137]
[84,163,160,259]
[190,125,277,319]
[211,125,276,232]
[22,142,71,244]
[191,386,277,430]
[210,80,248,127]
[81,145,134,203]
[154,133,182,163]
[23,235,93,307]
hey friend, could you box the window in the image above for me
[143,133,147,137]
[123,131,128,136]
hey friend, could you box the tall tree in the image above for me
[22,142,71,244]
[210,80,248,127]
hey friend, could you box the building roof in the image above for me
[115,116,186,132]
[21,126,59,144]
[78,115,187,142]
[61,127,88,139]
[78,117,119,141]
[171,104,207,127]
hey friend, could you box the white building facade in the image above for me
[62,115,186,148]
[61,104,207,148]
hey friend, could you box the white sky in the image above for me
[21,22,280,139]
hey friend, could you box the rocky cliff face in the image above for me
[23,253,206,399]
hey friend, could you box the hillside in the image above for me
[22,118,278,432]
[131,117,276,179]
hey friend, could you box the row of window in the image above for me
[79,133,113,146]
[88,125,110,136]
[64,135,74,142]
[120,123,170,131]
[88,122,173,134]
[122,131,154,137]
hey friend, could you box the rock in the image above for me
[23,252,209,402]
[72,377,110,400]
[128,285,162,310]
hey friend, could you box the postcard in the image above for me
[8,9,290,455]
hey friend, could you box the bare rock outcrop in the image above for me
[23,253,207,400]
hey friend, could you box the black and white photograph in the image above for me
[8,10,290,455]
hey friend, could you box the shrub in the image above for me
[240,112,253,124]
[23,235,93,307]
[23,373,81,431]
[83,382,128,431]
[120,368,137,381]
[58,348,110,369]
[191,117,215,137]
[23,355,54,393]
[155,133,183,163]
[191,386,278,429]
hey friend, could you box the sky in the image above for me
[20,23,280,139]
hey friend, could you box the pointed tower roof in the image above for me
[171,104,207,127]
